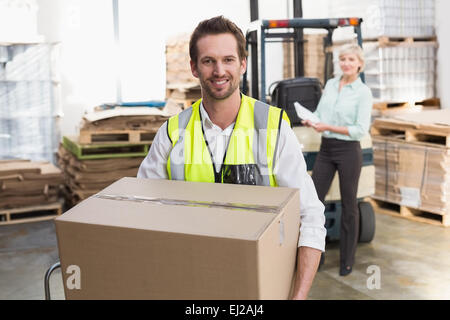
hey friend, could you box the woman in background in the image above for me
[302,43,373,276]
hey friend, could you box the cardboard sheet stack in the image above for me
[0,159,63,209]
[57,145,145,207]
[79,106,169,144]
[58,107,170,207]
[371,109,450,219]
[283,33,327,84]
[165,33,201,110]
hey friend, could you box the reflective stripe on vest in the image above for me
[166,94,290,186]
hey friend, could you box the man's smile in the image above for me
[210,78,230,88]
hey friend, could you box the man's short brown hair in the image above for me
[189,16,248,64]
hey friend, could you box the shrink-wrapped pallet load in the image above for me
[329,0,435,40]
[333,40,437,103]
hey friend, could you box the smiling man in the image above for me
[138,16,326,300]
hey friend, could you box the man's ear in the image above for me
[240,57,247,75]
[190,60,199,78]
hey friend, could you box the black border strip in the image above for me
[271,109,284,176]
[166,120,172,145]
[199,107,222,183]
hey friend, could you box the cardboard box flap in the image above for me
[56,178,298,241]
[101,177,296,208]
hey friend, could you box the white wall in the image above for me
[435,0,450,108]
[37,0,116,136]
[300,0,330,18]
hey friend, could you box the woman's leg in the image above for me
[311,149,337,203]
[337,142,363,270]
[311,141,337,269]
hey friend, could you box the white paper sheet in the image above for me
[294,102,320,124]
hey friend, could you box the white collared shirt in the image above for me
[137,103,326,251]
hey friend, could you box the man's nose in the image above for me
[213,62,226,76]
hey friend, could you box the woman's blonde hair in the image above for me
[338,43,365,73]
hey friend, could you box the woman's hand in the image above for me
[301,119,314,128]
[301,120,330,133]
[312,122,330,133]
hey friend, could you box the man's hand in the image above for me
[291,246,322,300]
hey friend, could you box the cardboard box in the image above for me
[55,177,301,299]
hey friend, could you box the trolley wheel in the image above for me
[358,201,375,243]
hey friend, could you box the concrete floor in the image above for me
[1,212,450,300]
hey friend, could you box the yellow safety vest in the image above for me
[166,94,290,186]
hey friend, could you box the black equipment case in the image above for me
[270,77,323,126]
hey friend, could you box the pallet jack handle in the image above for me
[44,261,61,300]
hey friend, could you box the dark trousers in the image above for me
[312,137,362,268]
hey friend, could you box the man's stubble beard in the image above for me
[197,69,241,101]
[201,79,240,101]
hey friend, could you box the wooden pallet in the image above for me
[63,136,151,160]
[370,197,449,227]
[0,202,63,225]
[372,105,440,118]
[166,84,201,110]
[373,98,440,111]
[371,118,450,147]
[79,129,156,145]
[170,98,197,110]
[364,36,438,47]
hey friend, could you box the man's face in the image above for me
[191,33,247,101]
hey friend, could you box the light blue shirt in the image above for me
[314,76,373,141]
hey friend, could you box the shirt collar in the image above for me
[199,102,235,132]
[335,75,362,90]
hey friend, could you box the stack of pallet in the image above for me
[166,33,197,86]
[166,83,202,111]
[58,107,169,207]
[371,109,450,227]
[283,33,327,84]
[0,159,63,224]
[165,33,201,110]
[57,140,147,207]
